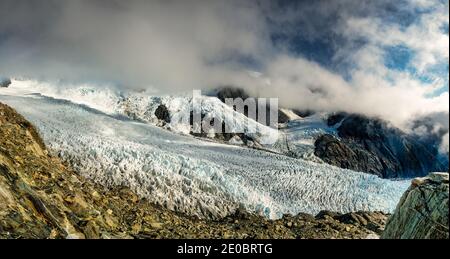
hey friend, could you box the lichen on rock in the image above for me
[382,172,449,239]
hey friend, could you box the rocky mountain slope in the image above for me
[1,82,409,220]
[4,80,444,181]
[0,102,391,239]
[382,172,449,239]
[315,113,448,178]
[212,87,448,178]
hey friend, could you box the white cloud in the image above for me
[0,0,448,134]
[0,0,270,92]
[440,133,449,154]
[341,0,449,75]
[254,53,449,130]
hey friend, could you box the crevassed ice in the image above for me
[0,80,411,219]
[7,79,279,146]
[118,93,280,145]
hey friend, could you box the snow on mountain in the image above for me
[119,93,280,146]
[3,79,123,113]
[279,108,302,121]
[6,79,279,147]
[0,80,410,219]
[275,113,340,162]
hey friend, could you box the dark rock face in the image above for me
[154,104,170,123]
[215,87,254,119]
[382,173,449,239]
[315,114,448,178]
[278,109,291,124]
[293,109,315,118]
[410,112,449,163]
[216,86,250,103]
[0,78,11,88]
[214,86,285,124]
[314,134,384,177]
[188,110,256,146]
[410,112,449,142]
[327,112,348,127]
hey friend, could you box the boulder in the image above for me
[154,104,171,123]
[382,172,449,239]
[0,78,11,88]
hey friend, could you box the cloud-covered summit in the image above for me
[0,0,448,130]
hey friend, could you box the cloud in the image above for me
[0,0,448,134]
[441,133,450,154]
[261,0,449,127]
[341,3,449,74]
[0,0,270,91]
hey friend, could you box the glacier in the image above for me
[0,79,410,219]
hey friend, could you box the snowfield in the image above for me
[277,114,341,162]
[0,80,410,219]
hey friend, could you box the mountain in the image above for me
[0,79,409,220]
[7,81,444,180]
[211,87,448,178]
[212,86,298,124]
[315,113,448,178]
[0,102,395,239]
[1,80,448,239]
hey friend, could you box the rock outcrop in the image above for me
[154,104,171,124]
[315,113,448,178]
[215,86,250,103]
[213,86,290,124]
[382,172,449,239]
[314,134,385,177]
[188,104,261,147]
[278,109,291,124]
[0,78,11,88]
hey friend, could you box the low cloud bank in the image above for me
[0,0,448,149]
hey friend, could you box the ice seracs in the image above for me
[0,79,410,219]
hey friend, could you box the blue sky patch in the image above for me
[384,45,414,71]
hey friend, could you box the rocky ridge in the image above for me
[211,87,447,178]
[315,113,448,178]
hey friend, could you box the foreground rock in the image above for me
[382,172,449,239]
[0,102,388,239]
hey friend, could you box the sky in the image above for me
[0,0,448,139]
